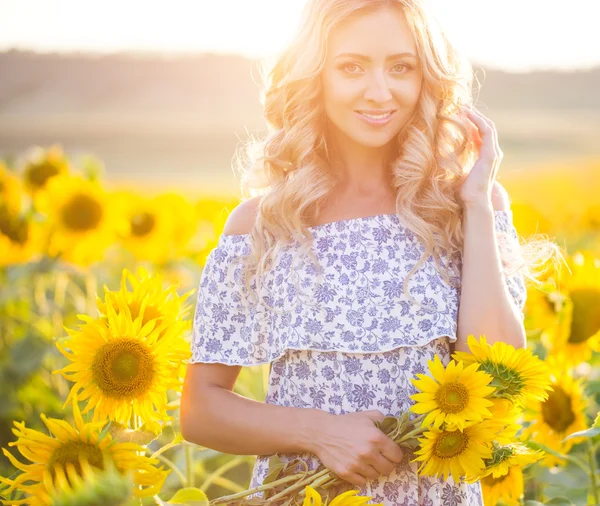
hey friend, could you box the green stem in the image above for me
[588,441,599,506]
[267,468,330,503]
[151,441,180,459]
[186,443,195,488]
[156,454,187,487]
[396,425,427,445]
[209,472,306,504]
[297,473,336,498]
[199,456,246,492]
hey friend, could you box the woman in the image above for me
[180,0,554,504]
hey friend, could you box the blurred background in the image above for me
[1,1,600,505]
[1,0,599,195]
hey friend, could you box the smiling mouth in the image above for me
[355,110,396,120]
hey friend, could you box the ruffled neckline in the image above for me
[218,209,512,244]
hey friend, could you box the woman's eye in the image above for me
[392,64,411,73]
[341,63,361,73]
[340,63,413,75]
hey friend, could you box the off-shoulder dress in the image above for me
[189,210,527,506]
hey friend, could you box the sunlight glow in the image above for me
[0,0,597,71]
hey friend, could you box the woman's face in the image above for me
[320,5,423,150]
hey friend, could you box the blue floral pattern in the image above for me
[190,210,526,505]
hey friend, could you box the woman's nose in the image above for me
[363,70,393,103]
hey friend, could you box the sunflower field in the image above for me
[0,144,600,506]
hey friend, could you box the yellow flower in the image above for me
[49,456,132,506]
[112,191,195,263]
[0,401,168,506]
[545,251,600,365]
[480,465,524,506]
[0,207,43,266]
[97,266,195,338]
[521,367,587,467]
[35,174,118,265]
[54,292,191,433]
[97,266,194,380]
[413,422,495,483]
[524,281,566,339]
[0,161,23,214]
[452,335,552,406]
[22,144,70,194]
[410,355,494,431]
[485,399,521,445]
[467,442,542,483]
[302,485,383,506]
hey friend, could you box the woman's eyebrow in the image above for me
[334,52,418,61]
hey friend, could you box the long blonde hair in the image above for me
[230,0,562,313]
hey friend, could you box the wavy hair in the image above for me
[229,0,563,314]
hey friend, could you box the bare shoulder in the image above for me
[491,181,511,212]
[222,196,263,236]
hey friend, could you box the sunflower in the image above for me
[22,144,70,194]
[467,442,542,483]
[34,174,119,265]
[410,355,494,431]
[97,266,194,379]
[0,161,23,214]
[0,206,43,266]
[523,281,567,341]
[154,193,197,256]
[49,456,132,506]
[193,197,236,264]
[480,465,524,506]
[97,265,195,336]
[303,485,383,506]
[452,335,552,406]
[544,251,600,365]
[413,421,495,482]
[484,399,521,445]
[111,191,182,263]
[54,292,191,433]
[521,367,587,467]
[0,400,168,506]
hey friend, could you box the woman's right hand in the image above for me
[308,409,405,487]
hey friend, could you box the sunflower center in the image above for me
[541,385,575,433]
[433,430,469,459]
[61,194,103,231]
[48,441,105,478]
[568,288,600,344]
[130,212,156,237]
[0,208,29,245]
[479,361,524,400]
[435,382,469,413]
[27,162,60,188]
[92,338,155,399]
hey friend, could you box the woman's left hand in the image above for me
[458,106,502,209]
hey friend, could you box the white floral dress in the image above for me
[189,210,526,506]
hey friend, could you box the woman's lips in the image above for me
[355,110,397,127]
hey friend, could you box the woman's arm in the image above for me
[180,363,329,455]
[456,185,526,353]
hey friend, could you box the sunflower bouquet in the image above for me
[410,335,551,486]
[210,335,551,506]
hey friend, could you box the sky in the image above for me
[0,0,598,72]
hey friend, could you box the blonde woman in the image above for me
[181,0,556,504]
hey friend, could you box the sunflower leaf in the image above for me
[563,426,600,442]
[525,441,590,474]
[543,497,576,505]
[166,487,209,505]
